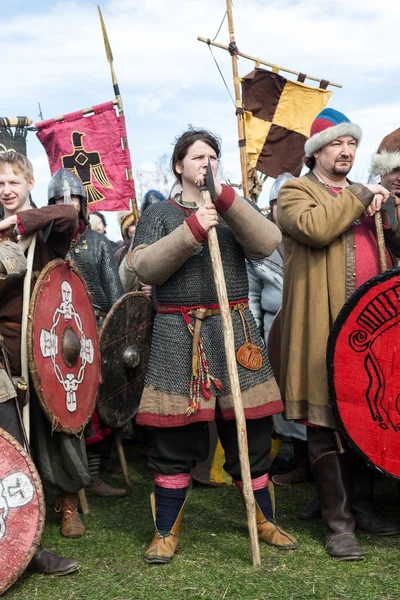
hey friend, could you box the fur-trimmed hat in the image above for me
[118,210,136,238]
[304,108,362,158]
[370,128,400,177]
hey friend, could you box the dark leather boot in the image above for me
[29,545,79,575]
[298,495,321,520]
[349,452,400,535]
[311,451,364,561]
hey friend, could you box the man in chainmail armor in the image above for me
[48,169,126,508]
[131,128,297,564]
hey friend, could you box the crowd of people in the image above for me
[1,108,400,590]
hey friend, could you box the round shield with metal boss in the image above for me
[97,292,153,428]
[0,428,45,595]
[328,269,400,479]
[27,258,100,434]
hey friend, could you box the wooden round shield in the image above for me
[328,269,400,479]
[28,259,100,434]
[97,292,153,428]
[0,428,45,595]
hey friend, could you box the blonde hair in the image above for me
[0,151,34,181]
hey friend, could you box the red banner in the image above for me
[36,102,135,212]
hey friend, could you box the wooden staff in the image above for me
[201,161,260,567]
[375,211,388,273]
[98,5,140,224]
[115,428,131,487]
[225,0,249,199]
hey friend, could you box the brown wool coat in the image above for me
[276,172,400,428]
[0,205,78,375]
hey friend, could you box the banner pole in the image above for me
[98,5,139,221]
[225,0,249,199]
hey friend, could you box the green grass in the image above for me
[8,446,400,600]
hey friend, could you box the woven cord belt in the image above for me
[157,300,249,415]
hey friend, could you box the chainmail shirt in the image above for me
[67,227,124,312]
[134,200,275,398]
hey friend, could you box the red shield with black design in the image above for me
[28,259,100,434]
[0,428,45,595]
[328,269,400,478]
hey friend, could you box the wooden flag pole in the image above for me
[197,37,343,89]
[98,5,139,223]
[225,0,249,199]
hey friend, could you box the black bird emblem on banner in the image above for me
[62,131,113,204]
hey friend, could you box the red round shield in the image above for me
[328,269,400,478]
[28,259,100,434]
[0,428,45,595]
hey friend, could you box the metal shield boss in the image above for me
[328,269,400,478]
[97,292,153,428]
[28,259,101,434]
[0,428,45,595]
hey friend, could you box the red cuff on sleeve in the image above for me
[214,184,235,214]
[185,213,208,243]
[16,215,26,236]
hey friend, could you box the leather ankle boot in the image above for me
[238,486,297,549]
[144,492,187,564]
[255,500,297,549]
[349,452,400,536]
[311,451,364,561]
[29,544,79,575]
[57,493,85,538]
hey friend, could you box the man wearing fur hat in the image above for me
[370,128,400,196]
[277,108,400,561]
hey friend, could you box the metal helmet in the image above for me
[48,168,86,204]
[269,172,295,204]
[48,168,88,223]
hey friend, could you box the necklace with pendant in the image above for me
[173,193,199,210]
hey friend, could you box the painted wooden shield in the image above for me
[0,428,45,595]
[328,269,400,478]
[97,292,153,428]
[28,259,101,434]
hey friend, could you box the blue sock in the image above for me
[155,485,187,535]
[254,486,274,521]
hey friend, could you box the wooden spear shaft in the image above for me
[201,187,261,567]
[375,212,388,273]
[225,0,250,200]
[98,5,140,223]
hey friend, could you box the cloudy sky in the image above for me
[2,0,400,239]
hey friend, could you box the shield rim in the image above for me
[27,258,100,435]
[97,291,152,428]
[327,267,400,480]
[0,427,45,595]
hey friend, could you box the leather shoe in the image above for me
[29,547,79,575]
[325,532,364,561]
[298,496,321,520]
[354,510,400,535]
[272,466,313,486]
[86,478,127,497]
